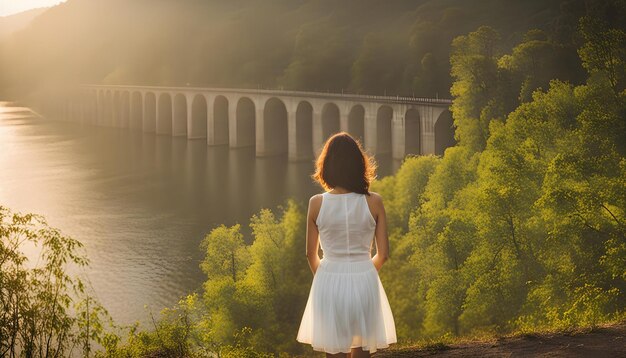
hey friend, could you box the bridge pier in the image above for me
[312,110,324,157]
[173,93,187,137]
[287,110,299,161]
[392,107,421,159]
[157,93,172,135]
[391,111,404,159]
[121,91,130,128]
[105,91,113,127]
[143,92,156,133]
[112,92,119,127]
[130,92,143,130]
[420,106,436,155]
[340,109,349,133]
[227,101,237,147]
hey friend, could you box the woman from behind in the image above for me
[297,132,396,357]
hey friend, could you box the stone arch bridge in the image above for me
[59,85,455,161]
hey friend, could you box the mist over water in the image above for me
[0,102,396,324]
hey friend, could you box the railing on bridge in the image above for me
[82,84,453,106]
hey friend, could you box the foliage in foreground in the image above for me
[0,206,115,357]
[0,202,290,357]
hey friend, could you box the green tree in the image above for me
[371,156,441,338]
[373,155,439,234]
[0,206,114,357]
[201,224,250,283]
[196,201,308,355]
[450,26,511,152]
[200,224,250,345]
[241,202,308,352]
[500,29,579,102]
[405,146,478,337]
[578,16,626,92]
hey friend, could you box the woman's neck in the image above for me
[330,187,351,194]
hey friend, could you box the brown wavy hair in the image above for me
[312,132,377,195]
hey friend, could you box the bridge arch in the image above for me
[78,94,85,122]
[434,109,455,156]
[104,91,113,126]
[405,108,420,155]
[190,94,207,139]
[348,104,365,145]
[376,106,393,154]
[97,91,105,125]
[113,91,121,127]
[92,90,99,122]
[81,91,89,122]
[294,101,313,160]
[144,92,156,133]
[88,90,98,124]
[173,93,187,136]
[234,97,255,147]
[130,91,143,130]
[121,91,130,128]
[157,93,172,135]
[321,102,340,141]
[85,91,93,123]
[212,95,229,145]
[260,97,288,156]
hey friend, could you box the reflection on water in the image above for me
[0,102,397,324]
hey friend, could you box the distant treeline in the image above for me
[1,0,619,99]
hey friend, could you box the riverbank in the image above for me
[378,322,626,357]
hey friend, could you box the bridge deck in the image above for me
[83,84,452,106]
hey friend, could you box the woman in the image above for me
[297,132,396,357]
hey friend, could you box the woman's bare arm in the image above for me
[368,192,389,271]
[306,194,322,274]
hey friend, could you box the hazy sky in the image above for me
[0,0,66,17]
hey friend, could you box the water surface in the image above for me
[0,102,396,324]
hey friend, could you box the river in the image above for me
[0,102,397,325]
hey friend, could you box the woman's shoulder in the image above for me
[365,191,385,209]
[308,193,324,207]
[307,194,324,220]
[367,191,383,202]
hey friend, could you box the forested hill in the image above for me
[0,7,48,41]
[0,0,616,98]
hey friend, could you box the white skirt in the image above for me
[296,257,397,354]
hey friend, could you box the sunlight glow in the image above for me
[0,0,66,17]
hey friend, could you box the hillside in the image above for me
[0,7,48,40]
[1,0,611,99]
[379,323,626,357]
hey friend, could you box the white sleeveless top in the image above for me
[315,191,376,261]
